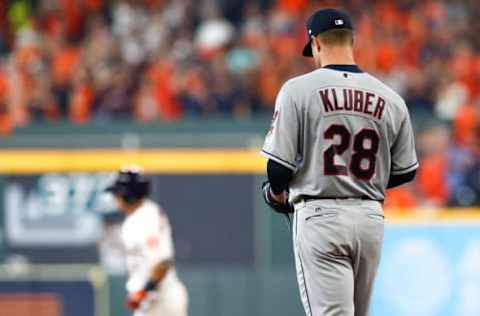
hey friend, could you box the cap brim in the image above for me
[302,40,313,57]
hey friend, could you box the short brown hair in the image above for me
[317,29,354,46]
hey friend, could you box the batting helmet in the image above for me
[106,166,151,204]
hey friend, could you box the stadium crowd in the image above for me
[0,0,479,208]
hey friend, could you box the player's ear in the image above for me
[312,35,321,54]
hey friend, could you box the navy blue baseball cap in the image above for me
[302,8,354,57]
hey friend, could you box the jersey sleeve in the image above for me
[142,213,174,263]
[390,110,419,175]
[261,84,300,171]
[125,209,174,293]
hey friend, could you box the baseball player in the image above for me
[261,8,418,316]
[106,166,188,316]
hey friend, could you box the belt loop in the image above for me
[296,199,306,210]
[300,199,306,208]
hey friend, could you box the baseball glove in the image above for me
[262,181,294,214]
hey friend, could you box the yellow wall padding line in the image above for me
[0,149,267,174]
[386,209,480,224]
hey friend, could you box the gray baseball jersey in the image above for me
[262,65,418,202]
[263,64,418,316]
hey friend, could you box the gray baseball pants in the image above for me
[292,198,384,316]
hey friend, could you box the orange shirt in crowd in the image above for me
[51,46,80,85]
[149,61,182,121]
[385,186,418,210]
[0,70,13,135]
[69,84,94,124]
[449,49,479,97]
[278,0,309,15]
[375,41,399,74]
[257,55,283,108]
[59,0,84,39]
[417,155,449,205]
[0,114,13,135]
[453,104,477,148]
[0,70,7,100]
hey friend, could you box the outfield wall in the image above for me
[0,147,478,316]
[2,220,480,316]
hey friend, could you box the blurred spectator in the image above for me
[195,1,234,57]
[416,125,451,207]
[0,66,13,134]
[384,186,418,211]
[448,144,478,207]
[435,75,468,121]
[69,67,94,124]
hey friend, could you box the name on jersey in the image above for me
[319,88,385,119]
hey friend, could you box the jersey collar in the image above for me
[322,64,363,73]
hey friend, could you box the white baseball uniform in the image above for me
[122,199,188,316]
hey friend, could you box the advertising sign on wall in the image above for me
[2,173,255,265]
